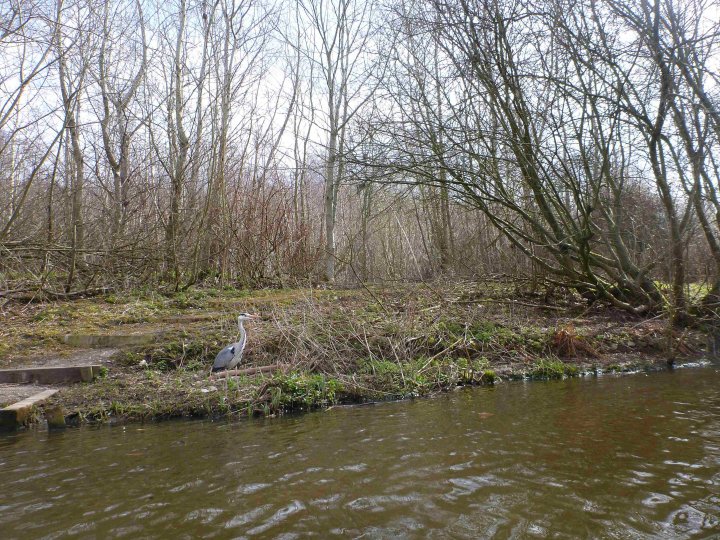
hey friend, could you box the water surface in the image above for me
[1,368,719,538]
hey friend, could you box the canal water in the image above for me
[1,368,719,538]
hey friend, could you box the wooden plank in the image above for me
[0,365,102,384]
[0,389,59,429]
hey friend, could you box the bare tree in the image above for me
[296,0,379,282]
[96,0,147,245]
[55,0,93,291]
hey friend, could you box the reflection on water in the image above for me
[1,368,720,538]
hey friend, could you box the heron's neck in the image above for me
[238,320,246,343]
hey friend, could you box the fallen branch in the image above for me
[453,297,568,311]
[0,287,112,301]
[0,288,30,298]
[210,364,286,379]
[41,287,113,300]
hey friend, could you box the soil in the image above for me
[0,283,711,426]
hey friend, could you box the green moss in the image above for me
[268,372,343,411]
[529,358,578,379]
[438,320,465,336]
[482,369,497,383]
[454,357,491,384]
[564,364,580,376]
[470,321,498,343]
[360,358,401,376]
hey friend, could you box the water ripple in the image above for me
[1,368,719,538]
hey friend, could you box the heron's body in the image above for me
[212,313,257,372]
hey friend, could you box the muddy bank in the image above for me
[0,283,709,426]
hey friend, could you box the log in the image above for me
[210,364,285,379]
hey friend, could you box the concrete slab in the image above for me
[63,333,163,348]
[0,389,59,429]
[0,365,102,384]
[0,348,117,370]
[0,383,54,408]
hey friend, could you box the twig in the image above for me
[419,335,465,373]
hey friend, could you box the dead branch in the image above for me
[210,364,286,379]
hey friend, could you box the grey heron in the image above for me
[212,312,260,372]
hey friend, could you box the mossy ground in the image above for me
[0,282,708,425]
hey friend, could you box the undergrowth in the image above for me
[13,282,705,424]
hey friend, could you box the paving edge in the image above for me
[0,389,59,430]
[0,365,102,384]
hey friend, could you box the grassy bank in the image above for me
[0,282,708,425]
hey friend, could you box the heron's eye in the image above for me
[230,346,235,354]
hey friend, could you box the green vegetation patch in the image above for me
[267,372,343,411]
[529,358,580,379]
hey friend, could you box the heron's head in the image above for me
[238,312,260,322]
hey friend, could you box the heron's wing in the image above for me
[227,341,245,370]
[213,344,236,370]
